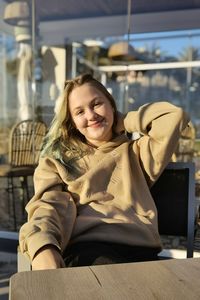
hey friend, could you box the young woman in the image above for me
[19,73,189,270]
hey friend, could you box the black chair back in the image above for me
[151,162,196,258]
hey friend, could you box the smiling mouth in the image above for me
[89,119,105,128]
[89,121,102,128]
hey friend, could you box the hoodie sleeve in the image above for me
[124,101,190,185]
[19,157,77,261]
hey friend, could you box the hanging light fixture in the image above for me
[3,1,30,27]
[14,26,31,43]
[108,41,137,61]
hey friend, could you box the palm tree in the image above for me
[179,46,200,61]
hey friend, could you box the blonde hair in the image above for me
[41,73,118,169]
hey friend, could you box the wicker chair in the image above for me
[0,120,47,230]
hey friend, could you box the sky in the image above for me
[125,29,200,57]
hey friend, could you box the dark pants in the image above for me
[63,241,159,267]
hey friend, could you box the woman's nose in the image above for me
[86,108,97,120]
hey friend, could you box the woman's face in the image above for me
[69,83,114,147]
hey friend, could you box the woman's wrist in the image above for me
[33,244,61,260]
[32,244,65,270]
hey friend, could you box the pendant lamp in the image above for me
[14,26,31,43]
[3,1,30,27]
[108,41,137,61]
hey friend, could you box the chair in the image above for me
[0,120,47,230]
[151,162,197,259]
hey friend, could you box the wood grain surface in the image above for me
[9,258,200,300]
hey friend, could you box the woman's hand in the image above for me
[32,245,65,270]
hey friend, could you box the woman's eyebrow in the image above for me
[75,105,82,109]
[91,96,102,102]
[72,96,102,112]
[72,105,83,112]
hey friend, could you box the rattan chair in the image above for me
[0,120,47,230]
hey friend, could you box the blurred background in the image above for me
[0,0,200,231]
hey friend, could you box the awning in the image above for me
[2,0,200,45]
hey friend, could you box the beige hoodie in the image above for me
[19,102,189,261]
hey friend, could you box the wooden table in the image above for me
[9,258,200,300]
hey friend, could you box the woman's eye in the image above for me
[94,102,101,107]
[76,110,84,115]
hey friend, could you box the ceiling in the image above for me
[2,0,200,45]
[35,0,200,22]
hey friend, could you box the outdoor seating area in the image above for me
[1,188,200,298]
[1,153,200,299]
[1,0,200,299]
[0,120,47,231]
[1,161,200,263]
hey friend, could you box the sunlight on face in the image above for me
[69,84,114,147]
